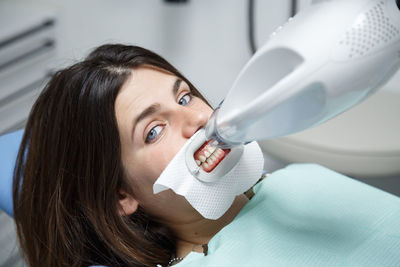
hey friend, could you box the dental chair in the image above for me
[0,129,23,217]
[0,130,24,266]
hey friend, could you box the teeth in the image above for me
[195,141,226,171]
[208,146,216,154]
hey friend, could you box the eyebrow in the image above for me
[173,78,182,96]
[131,78,182,139]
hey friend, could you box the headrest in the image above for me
[0,130,24,217]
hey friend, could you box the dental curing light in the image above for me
[191,0,400,182]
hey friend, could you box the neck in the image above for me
[171,194,249,258]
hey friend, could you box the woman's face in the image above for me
[115,66,213,222]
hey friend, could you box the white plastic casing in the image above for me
[210,0,400,146]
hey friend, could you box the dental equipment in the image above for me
[187,0,400,182]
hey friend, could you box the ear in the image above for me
[118,190,139,216]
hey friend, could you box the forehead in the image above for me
[120,66,175,96]
[116,66,176,106]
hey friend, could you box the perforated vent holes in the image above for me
[338,0,400,59]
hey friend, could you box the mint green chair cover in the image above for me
[176,164,400,267]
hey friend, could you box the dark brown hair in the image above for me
[13,44,208,267]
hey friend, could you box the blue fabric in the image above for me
[0,130,24,216]
[176,164,400,267]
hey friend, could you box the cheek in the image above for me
[147,144,180,176]
[131,145,178,185]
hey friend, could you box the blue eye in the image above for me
[179,93,192,106]
[145,125,163,143]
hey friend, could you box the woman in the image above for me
[13,44,248,266]
[13,44,400,267]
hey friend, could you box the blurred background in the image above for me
[0,0,399,265]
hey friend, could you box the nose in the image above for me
[180,108,209,139]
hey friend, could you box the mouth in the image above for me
[193,140,231,173]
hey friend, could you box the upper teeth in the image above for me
[208,146,216,154]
